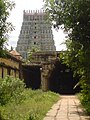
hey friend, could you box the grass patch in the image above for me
[0,89,60,120]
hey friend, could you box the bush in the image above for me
[0,111,5,120]
[0,89,60,120]
[79,94,90,114]
[0,77,60,120]
[79,82,90,114]
[0,76,25,105]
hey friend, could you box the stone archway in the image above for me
[22,51,80,94]
[48,60,80,94]
[41,59,80,94]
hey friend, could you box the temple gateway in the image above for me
[15,10,80,94]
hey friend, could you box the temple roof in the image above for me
[10,50,21,56]
[9,50,22,60]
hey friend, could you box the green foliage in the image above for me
[78,78,90,114]
[0,111,5,120]
[0,0,15,57]
[0,89,60,120]
[44,0,90,113]
[27,46,40,62]
[78,93,90,114]
[44,0,90,43]
[0,76,25,105]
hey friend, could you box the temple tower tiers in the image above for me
[16,10,56,59]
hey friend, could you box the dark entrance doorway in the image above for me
[22,65,41,89]
[49,61,80,94]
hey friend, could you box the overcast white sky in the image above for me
[8,0,66,51]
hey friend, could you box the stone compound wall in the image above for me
[0,53,23,79]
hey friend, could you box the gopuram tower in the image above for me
[16,10,56,59]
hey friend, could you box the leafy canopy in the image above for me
[0,0,15,57]
[44,0,90,44]
[44,1,90,113]
[44,0,90,86]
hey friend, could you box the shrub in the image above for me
[79,81,90,114]
[0,77,60,119]
[0,89,60,120]
[0,111,5,120]
[0,76,25,105]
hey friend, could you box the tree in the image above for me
[44,0,90,80]
[26,46,40,62]
[44,0,90,43]
[0,0,15,57]
[44,0,90,113]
